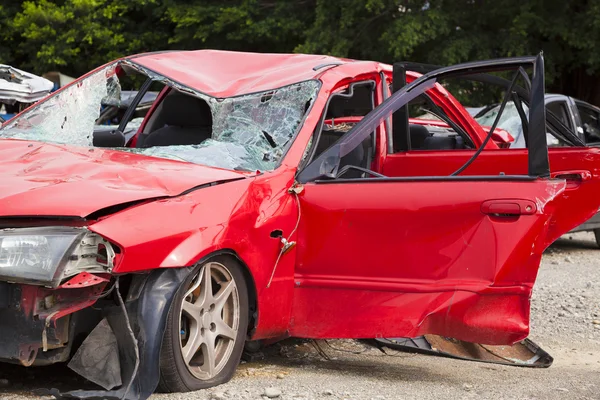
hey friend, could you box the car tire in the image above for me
[594,229,600,248]
[157,256,249,392]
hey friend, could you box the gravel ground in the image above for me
[1,232,599,400]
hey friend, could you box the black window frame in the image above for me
[297,55,550,183]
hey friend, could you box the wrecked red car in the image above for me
[0,51,599,398]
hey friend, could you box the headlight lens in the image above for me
[0,227,114,287]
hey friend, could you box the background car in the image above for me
[0,64,53,122]
[472,94,600,246]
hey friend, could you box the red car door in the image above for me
[289,55,580,345]
[380,65,600,245]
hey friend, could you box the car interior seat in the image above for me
[409,123,466,150]
[138,91,212,148]
[408,124,432,149]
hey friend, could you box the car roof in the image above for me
[127,50,364,98]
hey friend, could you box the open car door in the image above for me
[383,61,600,246]
[289,55,585,345]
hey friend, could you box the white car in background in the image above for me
[0,65,53,122]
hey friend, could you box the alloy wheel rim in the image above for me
[179,262,240,380]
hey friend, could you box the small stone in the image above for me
[463,383,473,391]
[276,373,285,379]
[556,388,569,392]
[0,378,9,388]
[558,312,566,317]
[551,260,559,265]
[264,388,282,398]
[211,392,227,400]
[323,390,334,396]
[592,320,600,325]
[565,256,573,263]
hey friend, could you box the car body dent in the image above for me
[88,168,300,338]
[0,139,249,217]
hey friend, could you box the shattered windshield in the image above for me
[0,62,320,171]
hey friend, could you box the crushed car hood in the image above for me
[0,139,247,218]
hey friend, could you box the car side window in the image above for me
[385,78,478,152]
[303,81,376,178]
[577,103,600,144]
[546,101,572,130]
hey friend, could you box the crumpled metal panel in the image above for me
[129,50,345,98]
[89,168,301,338]
[59,272,110,289]
[0,139,247,217]
[290,178,566,344]
[375,335,553,368]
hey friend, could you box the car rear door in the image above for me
[290,55,569,345]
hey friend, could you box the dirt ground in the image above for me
[1,232,599,400]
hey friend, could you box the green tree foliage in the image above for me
[5,0,171,76]
[1,0,599,104]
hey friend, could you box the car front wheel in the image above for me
[158,256,249,392]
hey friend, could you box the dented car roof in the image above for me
[128,50,356,97]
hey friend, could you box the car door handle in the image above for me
[481,199,537,216]
[551,170,592,190]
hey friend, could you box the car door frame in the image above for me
[298,55,550,182]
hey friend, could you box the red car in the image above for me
[0,51,598,399]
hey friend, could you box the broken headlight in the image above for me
[0,227,115,287]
